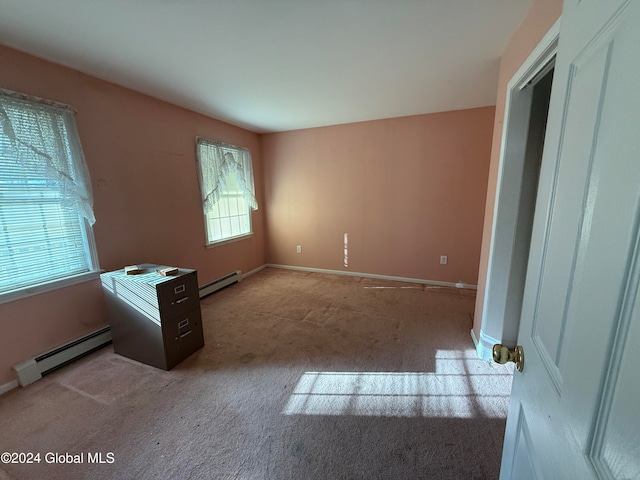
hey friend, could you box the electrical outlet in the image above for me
[296,245,302,254]
[440,255,448,265]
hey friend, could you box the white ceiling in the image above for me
[0,0,531,133]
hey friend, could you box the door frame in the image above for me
[475,18,561,360]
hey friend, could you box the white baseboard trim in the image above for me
[265,264,477,289]
[0,379,19,396]
[475,329,501,362]
[470,328,480,350]
[242,264,267,279]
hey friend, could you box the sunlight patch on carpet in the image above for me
[282,350,512,418]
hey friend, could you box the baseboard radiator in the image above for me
[13,327,112,387]
[199,270,242,298]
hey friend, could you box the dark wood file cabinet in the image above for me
[100,264,204,370]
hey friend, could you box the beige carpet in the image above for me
[0,268,513,479]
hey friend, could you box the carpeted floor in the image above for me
[0,268,513,480]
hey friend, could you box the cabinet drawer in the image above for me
[162,308,204,369]
[157,272,199,317]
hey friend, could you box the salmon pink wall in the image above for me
[262,107,495,284]
[0,45,265,385]
[473,0,563,339]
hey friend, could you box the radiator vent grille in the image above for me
[14,327,112,387]
[199,270,242,298]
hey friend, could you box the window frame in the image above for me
[196,138,256,247]
[203,170,254,248]
[0,92,100,304]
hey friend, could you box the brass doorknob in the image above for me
[493,344,525,372]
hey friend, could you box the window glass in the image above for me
[196,138,257,245]
[0,94,98,298]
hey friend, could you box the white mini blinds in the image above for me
[0,90,98,297]
[196,138,258,245]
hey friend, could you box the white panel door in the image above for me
[500,1,640,479]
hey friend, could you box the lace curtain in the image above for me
[0,90,95,225]
[196,137,258,212]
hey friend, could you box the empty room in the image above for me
[2,1,639,479]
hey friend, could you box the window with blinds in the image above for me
[0,95,97,298]
[196,138,257,245]
[204,170,251,243]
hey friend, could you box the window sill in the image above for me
[206,233,254,249]
[0,270,102,305]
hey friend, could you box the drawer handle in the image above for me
[174,296,189,305]
[178,318,189,329]
[174,284,186,294]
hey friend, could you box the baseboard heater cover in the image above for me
[13,327,112,387]
[199,270,242,298]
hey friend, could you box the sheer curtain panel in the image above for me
[0,90,98,298]
[196,138,258,213]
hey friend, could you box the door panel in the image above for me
[500,1,640,478]
[530,32,612,393]
[597,295,640,478]
[511,409,541,480]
